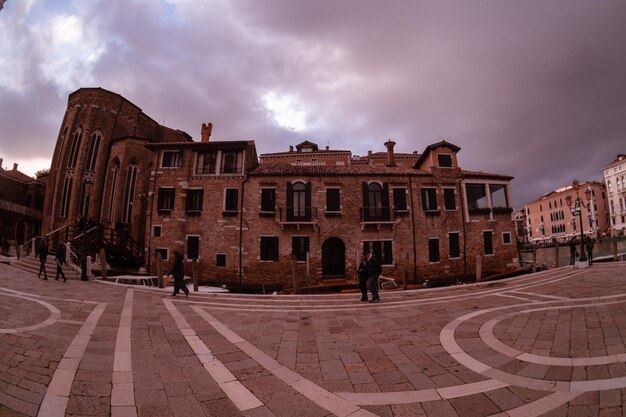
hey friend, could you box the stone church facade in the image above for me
[43,88,516,287]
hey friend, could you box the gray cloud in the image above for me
[0,0,625,207]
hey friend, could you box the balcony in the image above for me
[360,207,396,230]
[279,207,318,230]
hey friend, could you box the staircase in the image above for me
[10,254,81,280]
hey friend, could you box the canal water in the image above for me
[519,238,626,267]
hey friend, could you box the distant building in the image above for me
[259,141,351,166]
[0,159,47,254]
[603,154,626,236]
[524,181,609,243]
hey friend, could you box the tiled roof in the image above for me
[0,167,35,183]
[260,149,351,156]
[146,140,254,148]
[250,162,426,176]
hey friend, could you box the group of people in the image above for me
[356,251,382,303]
[36,239,67,282]
[569,236,595,266]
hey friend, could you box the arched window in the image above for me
[107,161,120,222]
[122,164,138,223]
[368,183,383,218]
[292,182,306,218]
[286,181,311,221]
[85,131,101,172]
[67,128,82,168]
[60,174,73,218]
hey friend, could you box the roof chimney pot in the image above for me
[201,122,213,142]
[384,140,396,167]
[13,162,18,171]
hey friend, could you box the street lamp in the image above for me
[81,178,94,281]
[565,179,592,264]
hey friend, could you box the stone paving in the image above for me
[1,262,626,416]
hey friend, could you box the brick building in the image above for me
[43,88,517,287]
[603,154,626,235]
[0,159,46,254]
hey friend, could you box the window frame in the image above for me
[437,153,453,168]
[186,235,200,260]
[221,151,243,174]
[392,187,408,213]
[502,232,512,245]
[223,188,239,216]
[186,188,204,214]
[448,232,461,259]
[161,150,183,168]
[216,254,226,267]
[157,187,175,213]
[260,187,276,214]
[195,151,218,175]
[155,247,169,262]
[443,187,457,211]
[362,240,393,265]
[428,238,440,263]
[260,236,279,262]
[421,187,438,212]
[153,225,162,238]
[483,230,494,256]
[325,187,341,213]
[291,236,310,262]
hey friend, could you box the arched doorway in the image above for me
[322,237,345,278]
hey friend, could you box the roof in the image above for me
[146,140,255,149]
[461,170,514,181]
[413,140,461,168]
[250,162,426,176]
[260,149,351,157]
[295,140,319,151]
[0,167,36,183]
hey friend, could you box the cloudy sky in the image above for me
[1,0,625,207]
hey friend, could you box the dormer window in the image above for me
[302,147,313,152]
[437,154,453,168]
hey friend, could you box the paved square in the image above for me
[1,262,626,416]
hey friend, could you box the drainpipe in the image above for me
[458,177,468,283]
[147,150,159,273]
[239,175,249,287]
[409,176,417,283]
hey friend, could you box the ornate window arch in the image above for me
[60,173,73,218]
[85,130,102,172]
[106,159,120,223]
[67,128,83,168]
[121,163,138,224]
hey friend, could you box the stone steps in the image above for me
[10,255,81,280]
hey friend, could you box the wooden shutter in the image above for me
[286,182,293,221]
[305,182,312,221]
[382,182,390,220]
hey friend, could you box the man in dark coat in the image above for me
[37,239,49,280]
[365,251,381,303]
[356,254,369,302]
[55,243,67,282]
[569,237,577,266]
[168,251,189,297]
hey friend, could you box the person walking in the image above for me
[569,237,577,266]
[365,251,382,303]
[37,239,49,280]
[168,251,189,297]
[585,236,594,265]
[356,253,369,302]
[55,243,67,282]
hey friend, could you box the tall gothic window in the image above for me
[121,164,138,223]
[60,174,73,218]
[85,131,101,172]
[106,161,120,222]
[67,128,82,168]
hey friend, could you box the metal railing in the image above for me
[279,207,318,223]
[360,207,394,222]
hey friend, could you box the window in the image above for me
[106,162,119,222]
[311,158,318,165]
[326,188,340,212]
[448,233,460,258]
[60,174,73,218]
[67,129,82,168]
[161,151,182,168]
[363,240,393,265]
[489,184,508,207]
[428,238,440,263]
[261,188,276,213]
[437,154,453,168]
[289,182,310,220]
[187,236,200,260]
[157,188,175,211]
[466,184,488,209]
[444,188,456,210]
[260,237,279,261]
[292,236,309,262]
[421,188,438,211]
[484,231,494,255]
[122,164,138,222]
[224,188,239,214]
[186,189,204,213]
[153,226,162,237]
[216,254,226,267]
[196,151,217,174]
[363,182,389,220]
[502,232,512,245]
[393,188,408,212]
[85,131,101,172]
[155,248,168,262]
[221,151,243,174]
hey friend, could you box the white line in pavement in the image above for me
[0,292,61,334]
[111,289,136,417]
[510,290,573,301]
[496,391,580,417]
[162,298,264,412]
[190,305,379,417]
[38,302,107,417]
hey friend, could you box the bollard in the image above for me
[100,248,107,280]
[613,236,618,262]
[86,256,92,278]
[156,252,164,288]
[475,255,482,282]
[554,240,559,268]
[291,255,299,295]
[192,259,199,292]
[532,245,537,272]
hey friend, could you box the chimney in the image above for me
[289,146,294,152]
[0,157,3,169]
[13,162,18,171]
[367,150,372,156]
[384,140,396,167]
[325,145,329,151]
[201,122,213,143]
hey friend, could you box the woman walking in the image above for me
[55,243,67,282]
[37,239,49,280]
[168,251,189,297]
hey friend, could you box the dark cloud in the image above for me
[0,0,625,207]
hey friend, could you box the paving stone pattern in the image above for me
[2,262,626,416]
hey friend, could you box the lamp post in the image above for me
[81,178,94,281]
[565,179,592,265]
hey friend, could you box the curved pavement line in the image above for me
[440,296,626,394]
[480,297,626,367]
[189,305,378,417]
[0,291,62,334]
[490,391,581,417]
